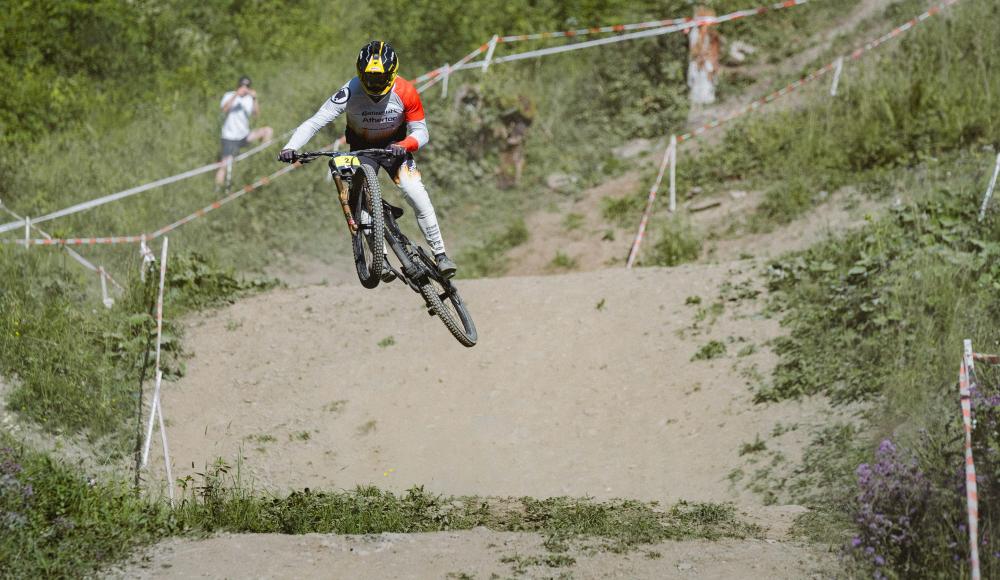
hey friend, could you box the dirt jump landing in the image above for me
[151,265,821,506]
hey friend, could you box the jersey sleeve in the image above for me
[284,82,351,151]
[394,79,429,152]
[220,92,234,109]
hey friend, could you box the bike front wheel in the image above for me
[351,164,385,289]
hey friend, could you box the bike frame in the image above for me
[293,148,453,293]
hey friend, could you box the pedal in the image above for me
[381,269,397,283]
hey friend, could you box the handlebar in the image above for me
[285,148,403,164]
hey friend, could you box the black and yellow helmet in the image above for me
[356,41,399,97]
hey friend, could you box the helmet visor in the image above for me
[361,71,395,95]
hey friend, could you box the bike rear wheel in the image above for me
[416,250,477,347]
[351,164,385,289]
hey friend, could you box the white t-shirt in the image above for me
[220,92,256,140]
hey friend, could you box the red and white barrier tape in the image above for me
[414,44,489,84]
[499,0,809,43]
[498,0,809,43]
[0,141,339,248]
[677,0,959,144]
[0,130,293,235]
[0,202,124,299]
[415,0,811,92]
[960,339,987,580]
[626,0,961,267]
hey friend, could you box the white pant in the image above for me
[394,160,445,255]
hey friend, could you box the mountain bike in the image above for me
[287,149,477,347]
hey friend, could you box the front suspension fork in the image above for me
[332,171,358,235]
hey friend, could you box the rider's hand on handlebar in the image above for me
[386,143,408,158]
[278,149,297,163]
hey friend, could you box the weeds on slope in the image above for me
[173,459,762,553]
[753,151,1000,577]
[1,440,762,577]
[0,438,178,578]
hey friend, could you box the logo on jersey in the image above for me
[332,87,350,105]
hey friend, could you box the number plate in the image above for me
[334,155,361,169]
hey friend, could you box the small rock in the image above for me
[545,172,579,192]
[613,138,652,159]
[729,190,748,200]
[728,40,758,64]
[677,561,694,571]
[816,190,829,200]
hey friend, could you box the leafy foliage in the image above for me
[0,441,178,577]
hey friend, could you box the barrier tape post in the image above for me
[669,135,678,213]
[960,339,981,580]
[155,370,174,504]
[442,63,451,98]
[978,153,1000,222]
[482,35,499,73]
[141,238,169,469]
[24,217,29,250]
[626,142,674,268]
[99,267,113,309]
[830,56,844,97]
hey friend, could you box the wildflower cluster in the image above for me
[849,365,1000,578]
[0,447,33,531]
[850,439,931,577]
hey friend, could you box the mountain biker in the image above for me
[279,41,457,278]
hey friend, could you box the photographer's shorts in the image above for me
[220,137,249,159]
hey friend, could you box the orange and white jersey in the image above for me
[285,76,428,152]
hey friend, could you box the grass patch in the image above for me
[562,212,585,231]
[602,194,646,227]
[646,217,701,267]
[692,340,727,361]
[738,435,767,456]
[548,251,578,271]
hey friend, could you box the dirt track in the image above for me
[128,262,836,578]
[150,266,820,502]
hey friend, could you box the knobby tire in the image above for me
[352,164,385,288]
[417,265,478,347]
